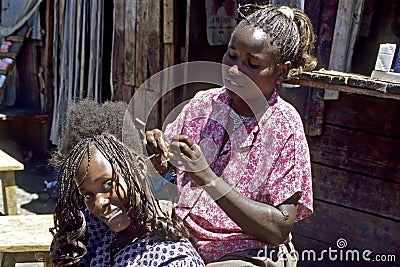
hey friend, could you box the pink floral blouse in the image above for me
[164,87,313,263]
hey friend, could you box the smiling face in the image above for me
[75,147,132,233]
[222,25,289,107]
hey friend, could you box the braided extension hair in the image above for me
[237,4,317,78]
[50,134,190,266]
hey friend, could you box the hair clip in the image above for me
[278,6,294,20]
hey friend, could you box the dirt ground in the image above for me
[0,156,56,216]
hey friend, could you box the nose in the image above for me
[94,192,110,210]
[228,64,240,75]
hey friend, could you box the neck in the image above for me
[230,90,275,116]
[231,98,266,117]
[114,223,147,250]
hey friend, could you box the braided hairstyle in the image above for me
[50,134,189,266]
[237,4,317,78]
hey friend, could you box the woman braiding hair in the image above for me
[145,4,317,266]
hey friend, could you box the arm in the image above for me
[169,135,299,246]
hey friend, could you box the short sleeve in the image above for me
[257,119,313,222]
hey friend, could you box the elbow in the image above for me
[266,223,293,246]
[268,231,290,246]
[272,230,291,246]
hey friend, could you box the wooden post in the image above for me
[303,0,339,136]
[161,0,175,125]
[44,0,54,114]
[79,0,87,99]
[182,0,191,101]
[0,150,24,216]
[112,0,126,101]
[1,172,17,216]
[123,1,137,102]
[325,0,364,100]
[148,0,162,76]
[144,0,162,129]
[135,1,148,90]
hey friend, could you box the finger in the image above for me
[171,135,195,148]
[145,130,158,149]
[150,153,170,169]
[170,140,194,159]
[155,136,169,159]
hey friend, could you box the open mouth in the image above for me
[102,208,123,222]
[225,77,242,88]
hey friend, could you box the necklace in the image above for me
[229,108,253,131]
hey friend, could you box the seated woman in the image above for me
[50,134,205,266]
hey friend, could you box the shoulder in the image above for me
[177,87,227,119]
[150,237,205,265]
[120,235,205,266]
[190,87,227,103]
[272,95,305,134]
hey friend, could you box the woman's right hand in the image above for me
[144,129,171,173]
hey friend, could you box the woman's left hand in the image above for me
[168,135,212,184]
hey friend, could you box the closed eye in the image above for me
[228,52,237,60]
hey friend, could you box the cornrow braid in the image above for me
[237,4,317,78]
[50,134,190,265]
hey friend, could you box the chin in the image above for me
[105,214,132,233]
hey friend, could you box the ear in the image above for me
[135,156,147,173]
[275,61,292,84]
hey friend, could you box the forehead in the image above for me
[230,25,278,56]
[75,147,112,185]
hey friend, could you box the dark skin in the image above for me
[145,25,300,246]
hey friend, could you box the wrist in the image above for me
[189,167,214,186]
[201,178,233,201]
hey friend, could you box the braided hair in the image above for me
[50,134,189,266]
[237,4,317,78]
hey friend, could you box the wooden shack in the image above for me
[0,0,398,266]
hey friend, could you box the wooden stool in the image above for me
[0,214,53,266]
[0,149,24,215]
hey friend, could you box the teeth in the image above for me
[228,79,240,87]
[104,208,120,219]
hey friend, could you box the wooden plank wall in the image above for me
[301,0,338,136]
[112,0,176,129]
[292,93,400,266]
